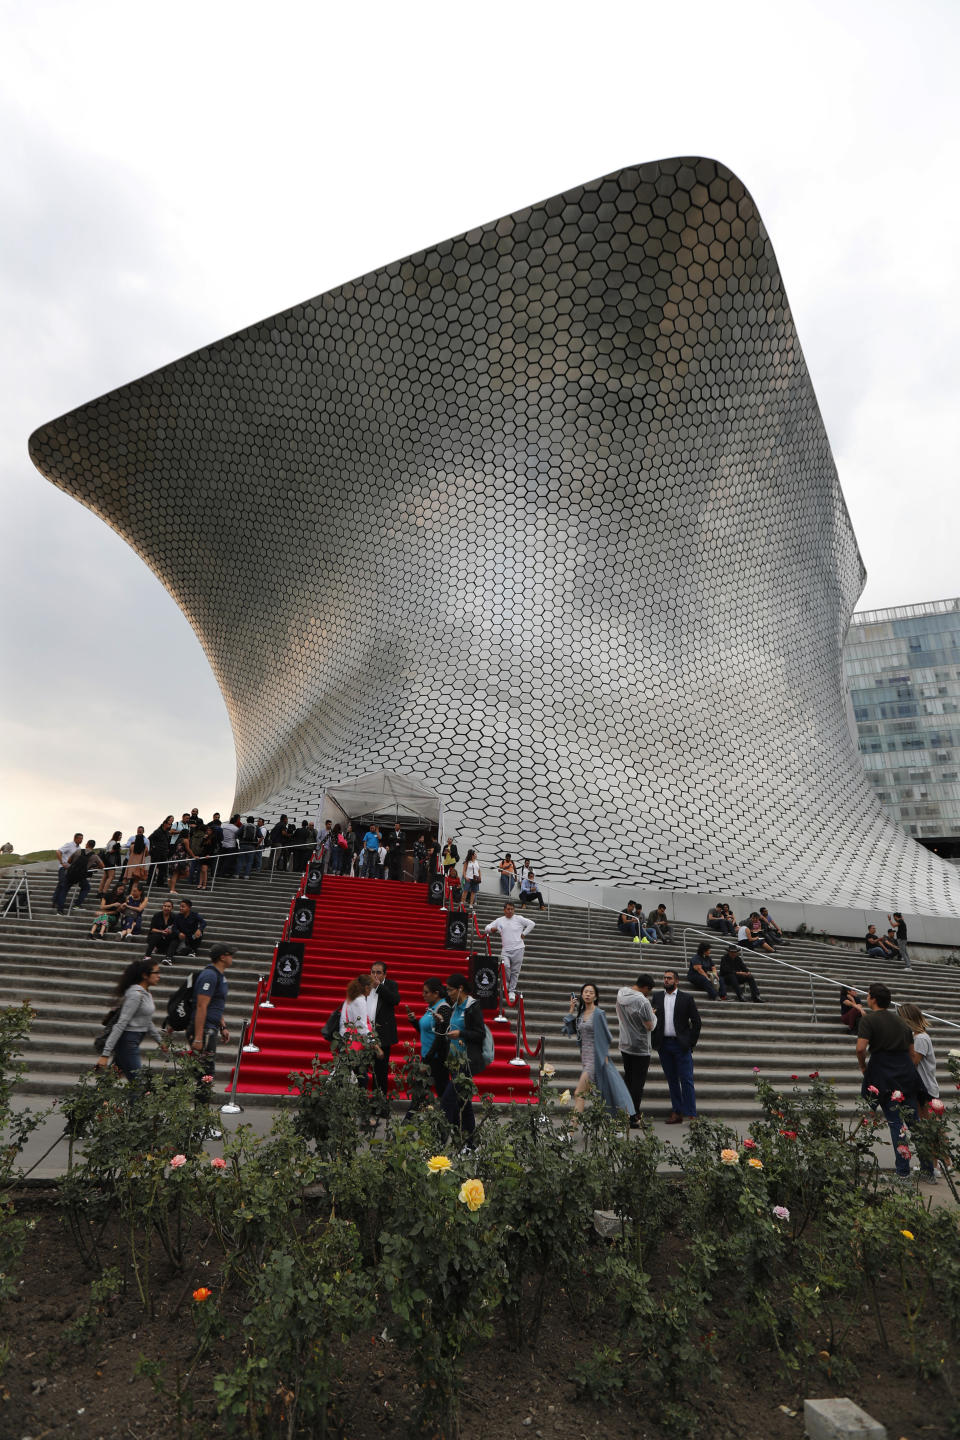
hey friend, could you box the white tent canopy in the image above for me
[316,768,447,836]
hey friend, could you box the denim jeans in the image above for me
[878,1095,919,1177]
[689,969,726,1000]
[112,1030,145,1080]
[236,847,256,878]
[657,1037,697,1116]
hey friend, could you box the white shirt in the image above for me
[366,986,380,1028]
[485,914,534,953]
[737,924,750,943]
[220,821,240,849]
[58,839,80,865]
[465,859,481,880]
[662,989,678,1037]
[126,835,150,853]
[340,995,372,1036]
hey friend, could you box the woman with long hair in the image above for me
[562,982,635,1121]
[901,1002,940,1181]
[340,973,374,1037]
[461,849,482,911]
[99,831,124,897]
[118,881,148,940]
[124,827,150,883]
[96,958,166,1080]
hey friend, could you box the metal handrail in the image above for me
[682,923,960,1032]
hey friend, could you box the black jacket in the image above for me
[370,978,400,1047]
[651,989,702,1051]
[438,994,484,1072]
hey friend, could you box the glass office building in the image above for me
[843,598,960,857]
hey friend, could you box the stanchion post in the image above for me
[220,1021,249,1115]
[243,980,263,1053]
[492,962,510,1023]
[260,950,279,1008]
[509,995,529,1067]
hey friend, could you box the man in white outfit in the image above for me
[484,900,535,1003]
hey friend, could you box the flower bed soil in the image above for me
[2,1191,950,1440]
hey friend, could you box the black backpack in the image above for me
[321,1008,340,1044]
[166,971,199,1031]
[93,1004,121,1054]
[241,822,258,846]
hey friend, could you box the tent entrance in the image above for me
[317,768,445,839]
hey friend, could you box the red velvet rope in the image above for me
[517,996,543,1058]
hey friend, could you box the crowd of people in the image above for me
[52,806,941,1181]
[332,964,488,1151]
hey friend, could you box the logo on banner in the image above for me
[305,864,323,893]
[448,917,467,945]
[475,966,496,993]
[277,952,302,983]
[293,905,313,933]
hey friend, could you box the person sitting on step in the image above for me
[687,941,727,1000]
[719,945,763,1002]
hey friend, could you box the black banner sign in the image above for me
[445,909,470,950]
[304,863,323,895]
[271,940,304,998]
[470,952,499,1011]
[290,896,316,939]
[426,875,445,907]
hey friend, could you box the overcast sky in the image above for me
[1,0,958,854]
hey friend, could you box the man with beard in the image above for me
[651,969,701,1123]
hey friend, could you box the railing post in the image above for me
[260,957,276,1009]
[209,853,220,893]
[270,847,278,884]
[220,1021,249,1114]
[509,995,529,1067]
[587,902,591,941]
[810,973,818,1024]
[243,980,264,1053]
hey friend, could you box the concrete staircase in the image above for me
[3,864,959,1115]
[0,866,302,1098]
[473,893,960,1113]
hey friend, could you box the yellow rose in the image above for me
[901,1229,914,1240]
[559,1089,571,1104]
[542,1063,556,1077]
[427,1155,452,1173]
[458,1178,485,1211]
[747,1156,763,1170]
[720,1148,738,1166]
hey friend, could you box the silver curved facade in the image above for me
[29,156,960,915]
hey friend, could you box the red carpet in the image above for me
[233,873,537,1102]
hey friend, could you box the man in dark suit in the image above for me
[368,961,400,1111]
[651,968,702,1123]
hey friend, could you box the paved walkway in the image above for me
[5,1095,954,1208]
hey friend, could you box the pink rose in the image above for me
[772,1205,790,1221]
[201,1075,213,1084]
[211,1157,227,1169]
[752,1066,760,1072]
[170,1155,187,1169]
[867,1085,879,1096]
[891,1090,904,1103]
[742,1138,758,1150]
[929,1098,946,1114]
[897,1145,912,1159]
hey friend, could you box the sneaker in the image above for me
[632,936,640,944]
[206,1127,223,1140]
[508,991,516,1004]
[160,957,173,966]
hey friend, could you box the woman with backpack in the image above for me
[405,977,452,1100]
[440,972,485,1150]
[99,831,124,897]
[96,958,167,1080]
